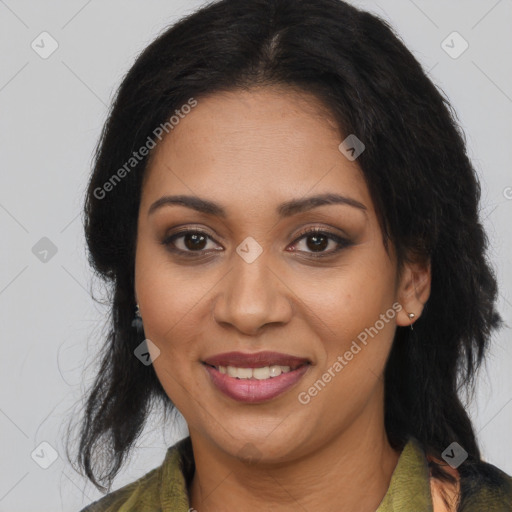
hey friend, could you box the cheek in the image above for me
[291,248,396,340]
[291,243,397,387]
[136,258,207,408]
[135,236,211,347]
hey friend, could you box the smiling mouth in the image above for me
[203,362,311,403]
[202,362,309,380]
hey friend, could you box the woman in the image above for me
[72,0,512,510]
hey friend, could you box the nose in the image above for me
[213,254,294,336]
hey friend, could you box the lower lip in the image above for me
[203,364,310,403]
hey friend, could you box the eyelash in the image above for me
[161,226,353,259]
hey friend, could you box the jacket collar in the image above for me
[160,436,433,511]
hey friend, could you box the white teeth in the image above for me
[217,365,293,379]
[253,366,270,380]
[237,367,253,379]
[269,365,282,377]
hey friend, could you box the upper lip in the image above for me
[203,351,311,369]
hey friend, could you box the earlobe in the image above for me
[396,259,431,328]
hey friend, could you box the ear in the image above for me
[395,258,431,328]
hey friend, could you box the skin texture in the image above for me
[134,86,431,512]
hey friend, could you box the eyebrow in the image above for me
[147,193,367,218]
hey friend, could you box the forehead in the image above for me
[141,86,372,217]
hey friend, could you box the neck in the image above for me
[188,400,401,512]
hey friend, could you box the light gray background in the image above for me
[0,0,511,510]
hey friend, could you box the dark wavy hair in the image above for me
[68,0,505,508]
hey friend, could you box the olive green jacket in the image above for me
[80,437,512,511]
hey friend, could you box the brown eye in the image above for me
[290,228,352,257]
[162,227,352,259]
[182,232,208,250]
[304,232,329,252]
[162,230,221,255]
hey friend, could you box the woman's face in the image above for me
[135,86,424,463]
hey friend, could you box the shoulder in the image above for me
[458,459,512,511]
[78,464,163,512]
[428,454,512,512]
[79,437,193,512]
